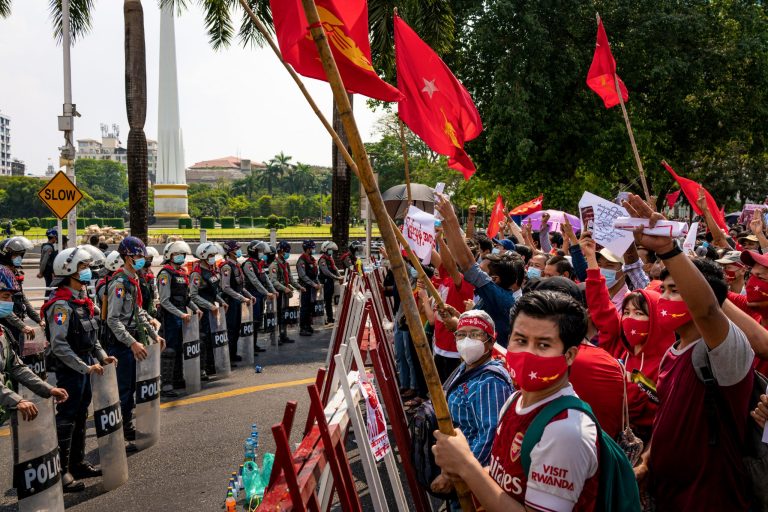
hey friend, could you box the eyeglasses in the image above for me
[454,330,488,342]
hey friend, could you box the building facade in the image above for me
[0,111,10,175]
[185,156,266,184]
[76,124,158,181]
[10,159,25,176]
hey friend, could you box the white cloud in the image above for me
[0,2,385,175]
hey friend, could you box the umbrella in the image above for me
[382,183,435,220]
[523,210,582,232]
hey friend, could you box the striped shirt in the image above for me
[446,359,513,465]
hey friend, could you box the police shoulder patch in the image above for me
[222,266,230,275]
[158,275,168,286]
[52,305,68,325]
[193,276,201,286]
[115,283,125,298]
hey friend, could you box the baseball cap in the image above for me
[598,248,625,265]
[740,250,768,269]
[715,251,743,266]
[493,239,516,251]
[739,234,759,243]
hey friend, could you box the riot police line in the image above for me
[0,233,364,509]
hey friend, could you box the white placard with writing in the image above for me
[578,192,634,257]
[402,205,436,264]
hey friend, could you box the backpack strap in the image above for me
[691,341,721,446]
[520,395,600,476]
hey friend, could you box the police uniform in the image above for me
[189,262,226,374]
[268,254,300,343]
[0,327,53,417]
[39,242,57,293]
[42,286,107,479]
[318,253,341,323]
[104,268,159,437]
[138,269,157,317]
[220,258,253,361]
[243,256,273,350]
[157,263,199,387]
[296,253,319,333]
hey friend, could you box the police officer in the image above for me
[104,237,162,449]
[37,228,60,294]
[341,241,363,276]
[242,241,275,353]
[41,246,116,491]
[269,241,303,344]
[0,237,42,349]
[138,246,160,317]
[189,242,227,378]
[219,240,254,362]
[318,242,343,324]
[296,240,321,336]
[157,241,201,396]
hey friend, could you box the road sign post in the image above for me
[38,172,84,246]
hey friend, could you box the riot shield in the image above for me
[20,327,48,380]
[134,343,161,451]
[181,311,201,394]
[238,302,254,366]
[90,363,128,490]
[209,308,231,377]
[12,385,65,512]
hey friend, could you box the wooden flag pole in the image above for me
[614,76,651,204]
[398,116,413,205]
[299,1,475,510]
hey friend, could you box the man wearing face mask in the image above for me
[433,291,604,512]
[318,241,343,325]
[219,240,254,362]
[157,241,201,396]
[296,240,321,336]
[430,310,513,498]
[190,242,228,378]
[243,241,275,353]
[0,237,42,350]
[269,241,303,344]
[105,237,162,449]
[525,253,548,281]
[42,246,116,491]
[596,248,628,310]
[715,251,746,294]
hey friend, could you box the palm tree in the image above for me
[286,162,316,194]
[258,151,291,195]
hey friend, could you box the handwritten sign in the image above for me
[402,205,436,264]
[578,192,634,257]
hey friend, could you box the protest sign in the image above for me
[402,205,436,264]
[739,204,766,226]
[359,379,391,462]
[683,222,699,254]
[578,192,634,256]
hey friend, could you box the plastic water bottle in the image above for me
[237,464,244,490]
[251,424,258,438]
[244,437,255,462]
[225,489,236,512]
[229,477,238,499]
[251,431,259,452]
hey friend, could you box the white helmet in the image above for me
[0,236,34,256]
[77,244,106,267]
[195,242,221,260]
[256,241,272,254]
[145,246,160,261]
[164,241,192,261]
[105,250,124,272]
[53,247,94,276]
[321,241,338,252]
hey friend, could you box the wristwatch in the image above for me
[657,241,683,260]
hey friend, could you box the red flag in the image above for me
[487,195,506,238]
[394,15,482,180]
[270,0,403,102]
[509,195,544,216]
[586,17,628,109]
[666,190,681,209]
[662,161,727,231]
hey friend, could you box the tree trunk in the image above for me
[124,0,148,242]
[331,94,352,254]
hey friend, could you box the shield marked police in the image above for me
[181,311,201,394]
[238,302,254,366]
[209,308,231,377]
[12,385,65,512]
[21,327,48,380]
[135,343,161,451]
[90,363,128,490]
[263,298,277,334]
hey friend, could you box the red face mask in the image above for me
[657,298,692,332]
[505,351,568,392]
[622,317,650,347]
[747,275,768,304]
[724,269,738,283]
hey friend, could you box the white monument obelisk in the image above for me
[154,3,189,222]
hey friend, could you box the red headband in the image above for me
[456,315,496,339]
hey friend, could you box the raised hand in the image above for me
[750,209,765,237]
[622,194,676,254]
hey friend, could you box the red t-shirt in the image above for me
[487,386,600,512]
[650,322,754,511]
[433,275,475,357]
[569,343,625,440]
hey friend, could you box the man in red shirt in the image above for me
[432,290,602,512]
[624,195,755,511]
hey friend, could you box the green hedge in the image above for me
[220,217,235,229]
[200,217,215,229]
[76,218,86,229]
[28,217,40,228]
[253,216,267,227]
[103,218,125,229]
[178,218,193,229]
[238,217,252,228]
[41,218,56,229]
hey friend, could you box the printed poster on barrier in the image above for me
[358,378,390,462]
[402,205,436,264]
[578,191,634,257]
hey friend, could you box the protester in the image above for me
[543,255,574,280]
[624,194,755,511]
[715,250,746,294]
[595,247,629,310]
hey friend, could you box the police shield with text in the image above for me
[242,241,275,353]
[269,241,301,344]
[41,246,116,491]
[296,240,321,336]
[190,242,227,378]
[219,240,254,364]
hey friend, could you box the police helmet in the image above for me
[0,265,19,292]
[163,241,192,261]
[221,240,241,254]
[118,236,147,257]
[196,242,221,260]
[0,236,34,257]
[145,246,160,262]
[77,244,106,267]
[257,241,273,255]
[321,241,338,253]
[277,241,291,253]
[46,228,58,239]
[246,240,261,258]
[53,247,94,276]
[302,240,316,251]
[349,241,363,254]
[105,251,124,272]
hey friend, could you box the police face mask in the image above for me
[207,256,216,265]
[11,256,23,267]
[261,255,269,262]
[173,254,186,265]
[0,301,13,318]
[78,268,92,283]
[133,257,146,270]
[235,250,243,258]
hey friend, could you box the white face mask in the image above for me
[207,256,216,265]
[456,337,487,365]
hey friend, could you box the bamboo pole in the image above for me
[298,1,474,509]
[615,73,651,203]
[398,116,413,205]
